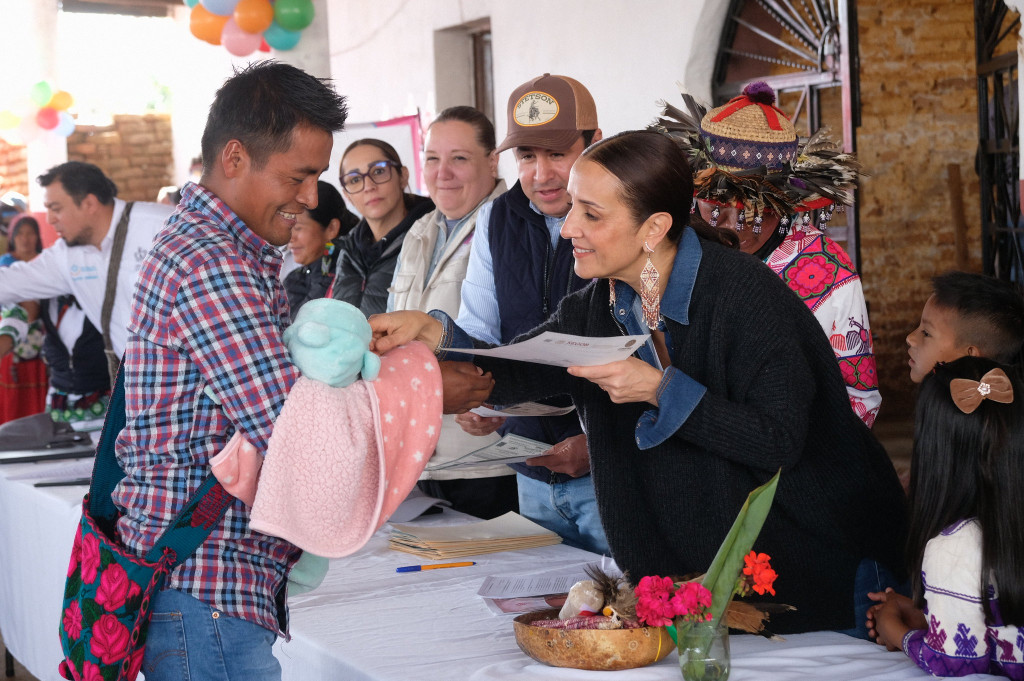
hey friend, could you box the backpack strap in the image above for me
[101,202,133,385]
[89,361,233,568]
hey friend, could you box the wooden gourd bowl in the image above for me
[513,608,674,671]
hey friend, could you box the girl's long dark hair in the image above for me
[908,355,1024,624]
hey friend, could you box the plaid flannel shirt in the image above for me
[113,181,301,634]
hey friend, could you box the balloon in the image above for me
[36,107,59,131]
[274,0,314,31]
[221,18,261,57]
[48,90,74,112]
[191,4,229,45]
[234,0,274,34]
[0,111,20,131]
[18,115,40,144]
[55,111,76,138]
[184,0,199,6]
[200,0,239,16]
[258,38,271,53]
[263,21,301,51]
[29,81,53,108]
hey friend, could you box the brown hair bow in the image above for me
[949,368,1015,414]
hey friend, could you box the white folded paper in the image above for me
[454,331,649,367]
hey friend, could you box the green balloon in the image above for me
[30,81,53,108]
[274,0,314,31]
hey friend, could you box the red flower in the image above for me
[126,647,145,680]
[89,614,129,665]
[670,582,713,622]
[634,575,677,627]
[57,659,77,681]
[62,600,83,641]
[80,532,101,585]
[127,581,141,604]
[95,563,130,612]
[68,524,83,578]
[80,660,104,681]
[742,551,778,596]
[785,254,836,298]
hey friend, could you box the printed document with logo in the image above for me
[454,331,649,367]
[425,433,550,471]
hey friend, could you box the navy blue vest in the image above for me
[488,182,588,483]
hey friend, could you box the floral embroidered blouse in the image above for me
[903,519,1024,679]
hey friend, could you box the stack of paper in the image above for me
[389,512,562,559]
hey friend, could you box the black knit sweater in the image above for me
[471,237,908,633]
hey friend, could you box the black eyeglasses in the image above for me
[340,160,398,194]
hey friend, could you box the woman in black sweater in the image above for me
[371,130,907,634]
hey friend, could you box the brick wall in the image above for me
[66,114,174,203]
[0,142,29,197]
[857,0,993,418]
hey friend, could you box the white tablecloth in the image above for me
[0,460,997,681]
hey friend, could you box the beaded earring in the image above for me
[709,205,720,228]
[736,207,746,231]
[640,240,660,330]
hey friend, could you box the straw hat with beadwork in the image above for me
[652,81,861,232]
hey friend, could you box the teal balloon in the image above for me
[263,21,301,51]
[29,81,53,108]
[274,0,314,31]
[184,0,199,7]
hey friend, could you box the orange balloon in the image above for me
[234,0,274,34]
[49,90,74,112]
[190,4,229,45]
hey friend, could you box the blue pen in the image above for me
[396,561,476,573]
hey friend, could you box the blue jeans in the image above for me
[517,473,610,555]
[143,588,280,681]
[838,558,909,640]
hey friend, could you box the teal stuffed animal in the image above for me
[283,298,380,387]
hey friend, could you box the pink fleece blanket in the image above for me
[212,342,443,557]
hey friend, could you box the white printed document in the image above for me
[470,402,576,418]
[454,331,648,367]
[425,433,550,471]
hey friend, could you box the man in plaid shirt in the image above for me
[113,61,347,680]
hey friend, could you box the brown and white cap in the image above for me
[496,74,598,153]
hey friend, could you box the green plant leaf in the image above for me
[701,469,780,625]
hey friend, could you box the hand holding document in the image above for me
[471,402,576,418]
[455,331,649,368]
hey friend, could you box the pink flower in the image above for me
[670,582,713,622]
[68,524,83,578]
[57,659,77,681]
[62,600,83,641]
[126,647,145,680]
[95,563,130,612]
[89,614,129,665]
[786,255,836,298]
[80,532,101,585]
[80,660,104,681]
[634,575,677,627]
[127,581,141,604]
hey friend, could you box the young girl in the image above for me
[867,356,1024,678]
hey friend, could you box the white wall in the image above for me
[325,0,715,181]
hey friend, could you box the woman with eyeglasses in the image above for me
[330,139,433,316]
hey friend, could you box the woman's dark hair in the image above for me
[580,130,735,247]
[8,215,42,254]
[342,138,403,168]
[430,106,496,153]
[201,60,348,173]
[308,181,358,237]
[37,161,118,206]
[908,355,1024,625]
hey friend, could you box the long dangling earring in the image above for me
[736,207,745,232]
[709,205,720,228]
[753,211,763,235]
[640,240,661,331]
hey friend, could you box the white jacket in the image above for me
[389,180,511,480]
[0,199,172,356]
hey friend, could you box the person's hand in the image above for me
[525,433,591,477]
[439,361,494,414]
[0,334,13,358]
[866,589,922,650]
[367,311,442,355]
[567,357,664,405]
[454,411,506,436]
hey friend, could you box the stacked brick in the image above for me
[66,114,174,203]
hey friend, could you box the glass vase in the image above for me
[678,620,730,681]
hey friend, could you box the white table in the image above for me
[0,460,997,681]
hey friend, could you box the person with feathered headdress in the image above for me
[653,81,880,427]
